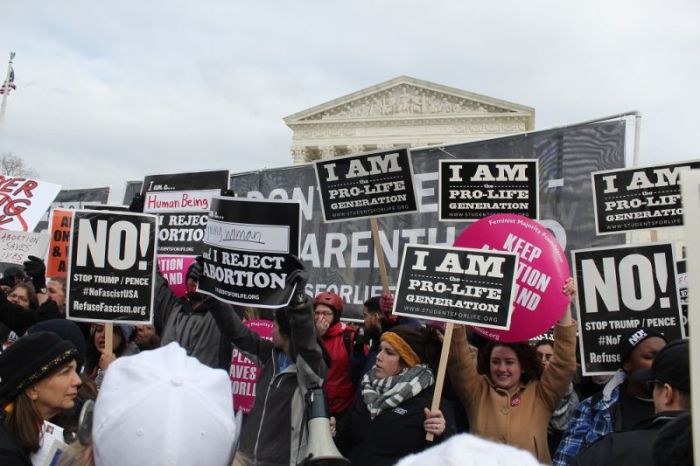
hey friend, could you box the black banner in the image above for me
[314,148,417,222]
[592,160,700,234]
[198,197,301,308]
[229,119,626,320]
[66,210,158,324]
[573,243,683,374]
[439,159,538,220]
[394,244,517,328]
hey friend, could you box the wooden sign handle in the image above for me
[426,322,454,442]
[370,217,390,294]
[104,322,114,358]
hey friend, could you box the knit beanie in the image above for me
[619,328,667,363]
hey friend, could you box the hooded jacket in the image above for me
[447,322,577,464]
[154,273,232,370]
[321,322,356,415]
[209,296,326,466]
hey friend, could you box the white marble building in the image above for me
[284,76,535,163]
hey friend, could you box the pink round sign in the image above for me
[231,319,274,414]
[454,214,570,342]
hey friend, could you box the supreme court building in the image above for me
[284,76,535,163]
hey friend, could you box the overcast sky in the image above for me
[1,1,698,203]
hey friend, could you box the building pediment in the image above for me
[284,76,534,124]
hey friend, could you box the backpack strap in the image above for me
[343,327,353,355]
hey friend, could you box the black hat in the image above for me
[0,332,79,406]
[28,319,87,367]
[619,328,667,363]
[634,339,690,393]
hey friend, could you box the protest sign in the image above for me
[35,187,111,233]
[231,319,274,414]
[572,243,683,375]
[46,209,72,278]
[314,148,417,222]
[439,159,538,220]
[66,210,158,324]
[142,170,229,297]
[33,421,66,466]
[393,244,518,329]
[0,230,49,271]
[198,197,301,308]
[677,259,688,337]
[0,176,61,232]
[455,214,571,342]
[205,119,625,319]
[592,160,700,234]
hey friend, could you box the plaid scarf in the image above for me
[361,364,434,419]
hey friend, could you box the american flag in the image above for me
[0,66,16,95]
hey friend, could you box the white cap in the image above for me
[395,433,544,466]
[93,343,238,466]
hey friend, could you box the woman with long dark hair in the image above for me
[0,332,81,465]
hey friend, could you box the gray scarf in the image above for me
[361,364,434,419]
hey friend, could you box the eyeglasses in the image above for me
[314,310,334,318]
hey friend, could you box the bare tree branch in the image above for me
[0,153,39,178]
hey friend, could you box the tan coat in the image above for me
[447,322,577,464]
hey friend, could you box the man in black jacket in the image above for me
[572,339,690,466]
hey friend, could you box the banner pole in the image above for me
[426,322,453,442]
[104,322,113,358]
[370,217,390,294]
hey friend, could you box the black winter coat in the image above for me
[337,386,456,466]
[571,411,686,466]
[0,419,31,466]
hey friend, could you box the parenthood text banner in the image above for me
[232,120,625,319]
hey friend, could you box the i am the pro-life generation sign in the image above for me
[393,244,518,330]
[439,159,538,221]
[592,160,700,234]
[314,148,417,222]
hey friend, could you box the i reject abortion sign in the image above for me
[455,214,570,342]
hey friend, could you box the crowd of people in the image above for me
[0,252,692,466]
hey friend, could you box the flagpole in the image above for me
[0,51,16,139]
